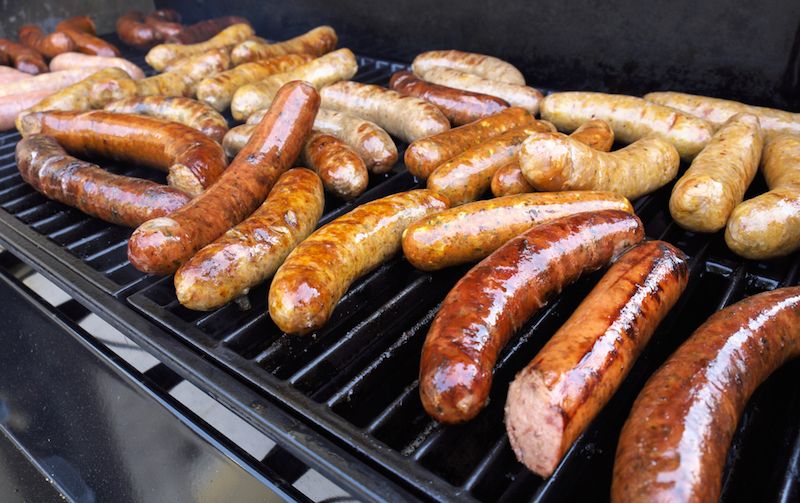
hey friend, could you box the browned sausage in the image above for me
[56,16,96,35]
[230,26,338,65]
[116,11,163,50]
[127,81,319,275]
[60,28,121,57]
[612,286,800,503]
[506,240,689,477]
[18,25,76,59]
[0,39,48,75]
[166,16,250,44]
[146,23,253,71]
[16,134,189,227]
[18,110,227,196]
[389,70,509,126]
[301,130,368,200]
[145,9,183,39]
[105,96,228,143]
[419,210,644,424]
[139,48,231,98]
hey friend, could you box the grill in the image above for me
[0,29,798,503]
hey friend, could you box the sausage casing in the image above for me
[59,28,120,57]
[0,39,48,75]
[412,50,525,85]
[105,96,229,143]
[18,25,75,59]
[230,26,337,65]
[0,68,98,98]
[55,16,96,35]
[144,9,183,39]
[49,52,145,79]
[146,23,253,71]
[167,16,250,44]
[301,130,368,200]
[116,11,162,49]
[0,90,57,131]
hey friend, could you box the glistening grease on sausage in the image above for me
[18,25,75,59]
[230,26,337,65]
[146,23,253,71]
[105,96,229,143]
[300,130,368,200]
[0,39,48,75]
[116,11,163,49]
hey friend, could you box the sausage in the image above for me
[490,119,615,196]
[320,80,450,143]
[506,240,688,477]
[231,48,357,120]
[389,70,509,126]
[16,134,189,227]
[412,50,525,85]
[427,121,556,206]
[221,124,253,158]
[0,68,98,98]
[135,72,187,98]
[415,67,542,114]
[146,23,253,71]
[127,81,319,275]
[0,49,9,67]
[268,189,449,334]
[0,66,33,84]
[520,133,680,200]
[645,91,800,138]
[402,191,633,271]
[541,92,714,160]
[49,52,145,79]
[196,53,312,112]
[670,113,763,232]
[0,39,48,75]
[404,107,534,179]
[18,25,76,59]
[0,90,52,130]
[144,9,183,39]
[166,16,250,44]
[301,130,368,200]
[137,48,231,98]
[611,286,800,503]
[55,16,96,35]
[725,134,800,259]
[116,11,163,50]
[105,96,228,143]
[18,110,227,196]
[230,26,337,65]
[59,29,120,58]
[419,210,643,424]
[174,168,324,311]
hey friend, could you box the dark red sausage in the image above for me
[56,16,97,35]
[60,29,121,57]
[145,9,183,39]
[116,11,162,50]
[166,16,250,44]
[18,25,76,59]
[0,39,47,75]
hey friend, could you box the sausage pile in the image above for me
[6,12,800,501]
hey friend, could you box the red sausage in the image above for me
[166,16,250,44]
[145,9,183,39]
[116,11,163,50]
[0,39,48,75]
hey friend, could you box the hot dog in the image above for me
[16,134,189,227]
[389,70,509,126]
[0,90,51,130]
[18,110,227,196]
[59,29,120,57]
[116,11,163,49]
[0,68,98,98]
[55,16,96,35]
[412,50,525,85]
[166,16,250,44]
[402,191,633,271]
[268,189,449,334]
[0,39,48,75]
[144,9,182,39]
[420,210,644,424]
[726,134,800,259]
[105,96,228,143]
[230,26,337,65]
[669,113,763,232]
[18,25,75,59]
[146,23,253,71]
[49,52,145,79]
[174,168,324,311]
[127,81,319,275]
[320,80,450,143]
[231,48,357,120]
[506,240,688,477]
[612,286,800,503]
[301,130,368,200]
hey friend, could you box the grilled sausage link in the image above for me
[0,68,99,98]
[612,286,800,503]
[0,90,58,130]
[230,26,338,65]
[0,39,48,75]
[0,66,33,83]
[167,16,250,44]
[541,92,713,160]
[128,81,319,275]
[16,134,189,227]
[231,48,357,120]
[726,134,800,259]
[412,49,525,85]
[116,11,163,49]
[146,23,253,71]
[269,189,449,334]
[506,241,688,477]
[55,16,96,35]
[59,28,120,57]
[405,107,534,179]
[175,168,324,311]
[18,110,227,196]
[141,48,231,98]
[144,9,183,39]
[49,52,145,79]
[18,25,75,59]
[427,122,556,206]
[301,130,368,200]
[402,191,633,271]
[105,96,228,143]
[389,70,509,126]
[520,133,680,200]
[420,210,644,424]
[670,113,763,232]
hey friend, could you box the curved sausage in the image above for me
[18,25,75,59]
[59,28,120,57]
[116,11,163,50]
[137,48,231,99]
[412,50,525,85]
[611,286,800,503]
[230,25,337,65]
[49,52,145,79]
[55,16,96,35]
[175,168,324,311]
[127,81,319,275]
[0,68,98,98]
[18,110,227,196]
[402,191,633,271]
[269,189,449,334]
[105,96,228,143]
[16,134,189,227]
[506,241,688,477]
[670,113,763,232]
[144,9,182,39]
[146,23,253,71]
[166,16,250,44]
[301,130,368,200]
[419,210,644,424]
[0,39,48,75]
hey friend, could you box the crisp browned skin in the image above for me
[301,130,368,200]
[197,53,312,112]
[128,81,319,275]
[55,16,96,35]
[155,48,232,97]
[420,210,644,423]
[105,96,229,143]
[402,191,633,271]
[175,168,324,311]
[116,11,163,49]
[726,134,800,259]
[16,134,189,226]
[569,118,615,150]
[404,107,534,179]
[230,26,338,65]
[0,39,48,75]
[144,9,182,39]
[18,110,227,196]
[146,23,254,71]
[269,189,449,334]
[412,50,526,85]
[427,122,556,206]
[18,25,76,59]
[612,286,800,503]
[0,90,54,130]
[0,68,98,98]
[670,113,764,232]
[49,52,145,79]
[59,28,120,57]
[389,70,509,126]
[506,241,688,477]
[167,17,250,44]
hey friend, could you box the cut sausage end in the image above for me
[167,164,205,197]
